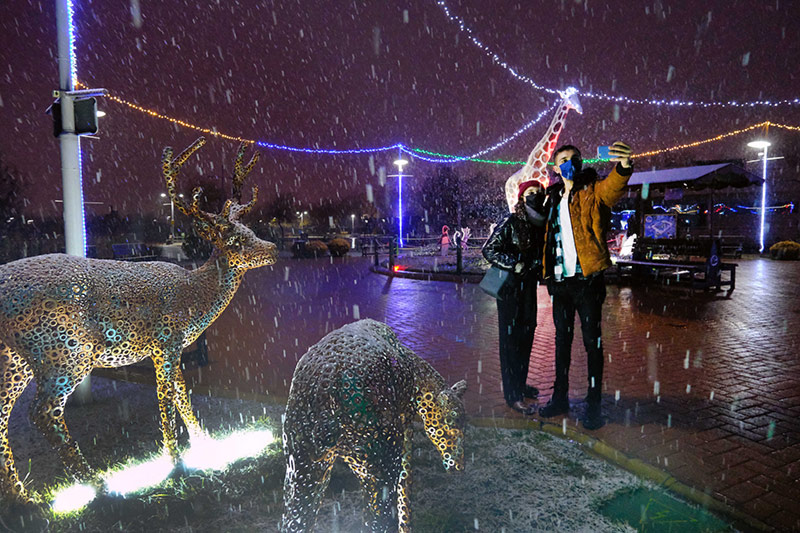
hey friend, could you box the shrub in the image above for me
[304,240,329,258]
[769,240,800,260]
[327,237,351,257]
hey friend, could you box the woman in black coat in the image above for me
[482,180,547,414]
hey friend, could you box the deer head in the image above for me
[162,138,278,269]
[421,379,467,472]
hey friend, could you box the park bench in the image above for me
[614,237,737,294]
[111,242,159,261]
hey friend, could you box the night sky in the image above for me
[1,0,799,218]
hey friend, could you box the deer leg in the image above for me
[281,445,336,533]
[171,369,203,439]
[345,451,401,533]
[153,352,180,462]
[0,345,34,503]
[396,428,413,533]
[30,374,93,482]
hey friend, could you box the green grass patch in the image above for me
[599,487,733,532]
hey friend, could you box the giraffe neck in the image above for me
[534,104,570,159]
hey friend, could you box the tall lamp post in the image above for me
[388,153,411,247]
[747,140,771,253]
[55,0,108,405]
[296,211,308,229]
[161,192,184,241]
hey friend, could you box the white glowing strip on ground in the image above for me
[51,483,96,514]
[104,454,174,496]
[183,429,275,471]
[50,428,276,513]
[435,0,800,108]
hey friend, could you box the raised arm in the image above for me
[595,142,634,207]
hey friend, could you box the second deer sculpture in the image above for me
[0,138,277,503]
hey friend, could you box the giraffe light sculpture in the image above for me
[503,88,582,211]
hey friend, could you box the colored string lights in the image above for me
[633,121,797,157]
[102,90,402,154]
[401,100,559,163]
[94,84,800,165]
[435,0,800,108]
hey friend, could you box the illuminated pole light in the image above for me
[747,140,772,253]
[392,154,410,247]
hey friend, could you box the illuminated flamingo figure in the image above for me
[503,88,583,211]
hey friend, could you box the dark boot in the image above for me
[581,400,604,430]
[523,385,539,399]
[538,395,569,418]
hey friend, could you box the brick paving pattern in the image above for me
[193,255,800,532]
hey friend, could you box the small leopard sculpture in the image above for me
[281,319,467,533]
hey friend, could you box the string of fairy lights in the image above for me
[96,85,800,167]
[434,0,800,109]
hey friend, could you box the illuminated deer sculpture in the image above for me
[282,319,467,533]
[0,138,277,503]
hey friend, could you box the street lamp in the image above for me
[350,213,356,234]
[296,210,308,228]
[747,140,771,253]
[161,192,183,241]
[389,153,411,247]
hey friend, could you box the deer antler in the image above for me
[162,137,219,225]
[223,142,260,221]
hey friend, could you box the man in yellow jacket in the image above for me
[537,142,633,429]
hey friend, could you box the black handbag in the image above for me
[479,265,515,300]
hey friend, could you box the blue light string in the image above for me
[66,0,78,88]
[401,99,558,163]
[435,0,800,108]
[253,140,402,155]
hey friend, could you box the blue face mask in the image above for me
[559,160,575,181]
[558,157,583,181]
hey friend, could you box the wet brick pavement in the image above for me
[192,255,800,532]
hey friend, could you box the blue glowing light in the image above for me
[401,101,558,163]
[66,0,78,88]
[253,141,402,155]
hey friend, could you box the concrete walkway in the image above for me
[186,255,800,532]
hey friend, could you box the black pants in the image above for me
[547,274,606,403]
[496,275,538,405]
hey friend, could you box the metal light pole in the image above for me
[351,213,355,234]
[55,0,94,405]
[161,193,183,241]
[389,152,411,248]
[747,140,771,253]
[56,0,85,258]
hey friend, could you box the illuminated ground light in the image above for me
[51,483,96,514]
[104,454,174,496]
[183,428,275,471]
[48,428,275,513]
[393,265,405,272]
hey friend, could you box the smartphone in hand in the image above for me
[597,145,611,159]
